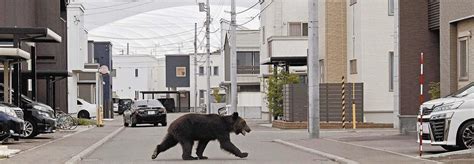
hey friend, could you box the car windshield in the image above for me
[133,100,164,108]
[447,82,474,98]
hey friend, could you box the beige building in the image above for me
[440,1,474,95]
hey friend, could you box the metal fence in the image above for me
[283,83,364,122]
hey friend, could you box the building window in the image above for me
[388,0,394,16]
[350,59,357,74]
[213,66,219,76]
[268,41,272,57]
[289,22,308,36]
[262,26,265,45]
[389,52,394,92]
[199,66,204,76]
[176,67,186,77]
[320,59,325,83]
[135,69,139,77]
[458,37,469,80]
[237,51,260,74]
[238,85,260,92]
[302,23,308,36]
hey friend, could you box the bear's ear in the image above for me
[232,112,239,120]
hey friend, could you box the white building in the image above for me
[347,0,395,123]
[67,2,88,114]
[112,55,164,99]
[220,19,262,119]
[259,0,309,120]
[188,52,224,110]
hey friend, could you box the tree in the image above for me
[266,69,300,120]
[212,88,223,103]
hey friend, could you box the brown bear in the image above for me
[151,112,251,160]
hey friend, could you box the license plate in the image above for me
[147,111,156,115]
[422,122,430,133]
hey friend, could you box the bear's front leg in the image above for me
[196,140,210,159]
[180,141,198,160]
[218,137,248,158]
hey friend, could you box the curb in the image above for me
[273,139,359,164]
[65,126,125,164]
[422,149,474,159]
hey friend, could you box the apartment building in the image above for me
[221,19,262,119]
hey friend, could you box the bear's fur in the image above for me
[151,112,251,160]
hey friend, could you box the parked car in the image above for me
[77,98,97,119]
[0,109,25,142]
[0,84,56,138]
[418,82,474,151]
[118,98,133,115]
[123,99,167,127]
[158,98,175,113]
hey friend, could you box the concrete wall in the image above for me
[456,18,474,88]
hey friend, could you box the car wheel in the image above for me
[22,119,39,139]
[457,120,474,149]
[78,110,90,119]
[161,122,167,126]
[124,122,129,127]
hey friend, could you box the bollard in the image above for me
[419,52,424,157]
[352,83,356,129]
[341,76,346,129]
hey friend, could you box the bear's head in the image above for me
[230,112,251,136]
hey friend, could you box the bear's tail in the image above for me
[152,133,178,159]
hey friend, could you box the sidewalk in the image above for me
[2,118,123,164]
[275,129,446,164]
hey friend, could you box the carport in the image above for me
[140,91,190,113]
[0,27,61,106]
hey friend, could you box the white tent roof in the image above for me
[87,5,260,57]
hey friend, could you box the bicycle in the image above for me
[55,111,78,130]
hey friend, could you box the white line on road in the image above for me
[65,126,125,164]
[323,138,442,164]
[273,139,359,164]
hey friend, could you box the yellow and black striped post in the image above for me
[341,76,346,129]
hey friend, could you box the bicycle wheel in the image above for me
[67,115,78,130]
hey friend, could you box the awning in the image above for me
[0,27,62,43]
[261,56,307,66]
[0,47,30,61]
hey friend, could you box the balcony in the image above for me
[268,36,308,58]
[237,66,260,74]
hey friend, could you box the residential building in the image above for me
[395,0,440,133]
[347,0,395,123]
[439,1,474,95]
[221,19,262,119]
[93,41,114,118]
[67,2,88,115]
[112,55,164,99]
[0,0,69,112]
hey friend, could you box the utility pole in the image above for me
[230,0,237,114]
[205,0,211,114]
[194,23,198,113]
[308,0,320,138]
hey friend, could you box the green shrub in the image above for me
[266,70,300,119]
[428,82,440,100]
[77,118,97,126]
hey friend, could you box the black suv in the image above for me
[0,85,56,138]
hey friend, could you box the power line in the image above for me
[236,1,259,15]
[84,1,153,16]
[237,0,273,26]
[89,28,200,40]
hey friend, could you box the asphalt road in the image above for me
[80,113,336,164]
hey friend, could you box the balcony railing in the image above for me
[237,66,260,74]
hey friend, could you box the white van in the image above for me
[418,82,474,151]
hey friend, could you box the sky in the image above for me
[82,0,261,56]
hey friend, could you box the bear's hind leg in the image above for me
[180,140,197,160]
[196,140,210,159]
[151,134,178,159]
